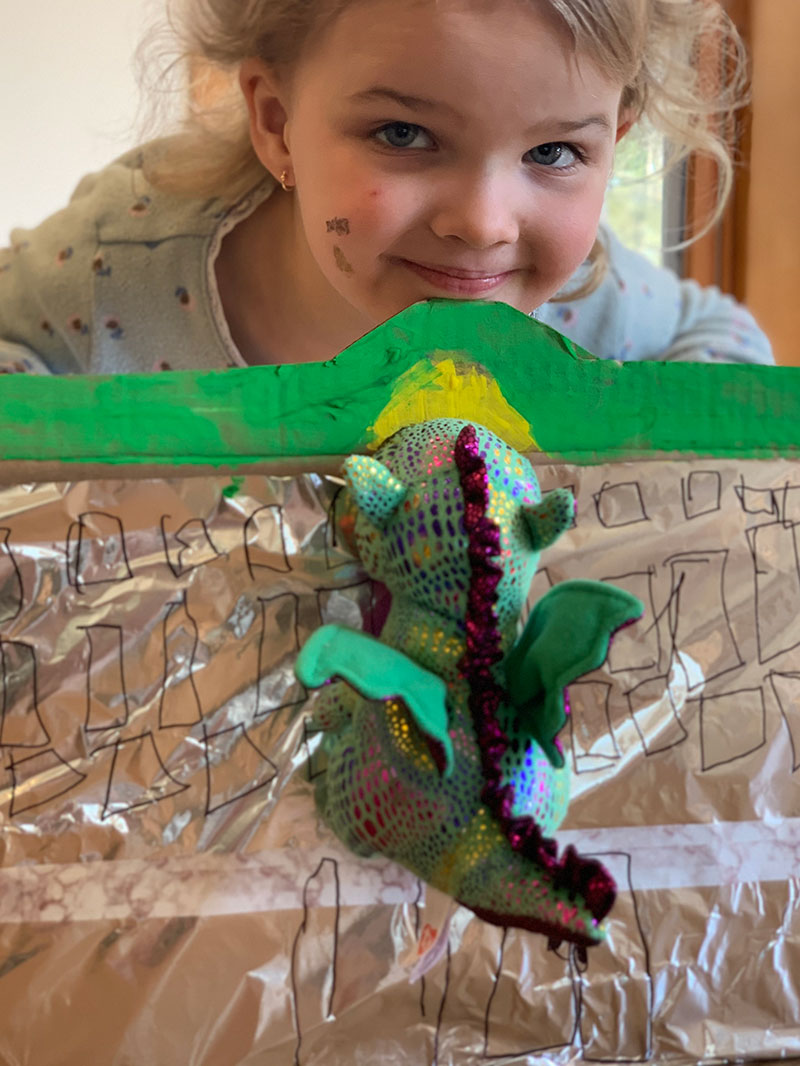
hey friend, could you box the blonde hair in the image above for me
[141,0,748,290]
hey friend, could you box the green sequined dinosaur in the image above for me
[296,419,642,951]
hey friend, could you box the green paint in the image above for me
[222,476,244,498]
[0,300,796,466]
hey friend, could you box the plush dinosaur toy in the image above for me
[296,420,642,953]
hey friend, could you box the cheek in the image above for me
[535,192,605,268]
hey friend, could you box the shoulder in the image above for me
[539,224,773,365]
[0,143,250,373]
[538,224,681,362]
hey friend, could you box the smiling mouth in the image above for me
[394,258,517,295]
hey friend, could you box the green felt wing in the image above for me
[504,580,644,769]
[295,624,454,775]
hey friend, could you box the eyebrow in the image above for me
[349,87,453,113]
[348,87,612,135]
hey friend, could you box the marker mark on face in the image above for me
[326,217,351,236]
[334,246,354,274]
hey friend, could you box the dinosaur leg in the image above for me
[436,807,608,950]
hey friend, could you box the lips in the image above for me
[393,258,517,296]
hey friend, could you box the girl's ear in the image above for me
[238,58,293,184]
[615,110,635,144]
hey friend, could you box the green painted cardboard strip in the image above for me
[0,300,796,465]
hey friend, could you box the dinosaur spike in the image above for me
[343,454,407,527]
[522,487,575,551]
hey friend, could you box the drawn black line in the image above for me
[0,528,23,623]
[8,748,87,816]
[159,514,223,578]
[748,522,800,665]
[323,484,352,570]
[699,686,767,771]
[302,718,327,782]
[733,477,777,518]
[681,470,722,521]
[80,624,131,733]
[779,483,800,527]
[65,511,133,593]
[432,939,452,1066]
[593,482,649,530]
[0,640,49,749]
[481,927,576,1060]
[577,851,653,1063]
[626,672,688,757]
[159,593,204,729]
[767,671,800,771]
[569,680,621,773]
[244,504,291,580]
[414,879,427,1019]
[664,550,744,690]
[602,568,661,674]
[291,857,340,1066]
[202,720,278,815]
[255,593,308,718]
[95,730,189,820]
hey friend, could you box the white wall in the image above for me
[0,0,167,239]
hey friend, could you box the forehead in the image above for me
[295,0,625,109]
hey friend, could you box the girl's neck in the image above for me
[214,187,371,366]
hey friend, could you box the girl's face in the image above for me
[251,0,629,329]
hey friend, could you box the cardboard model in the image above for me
[0,301,798,1065]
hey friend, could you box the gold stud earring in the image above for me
[279,170,293,192]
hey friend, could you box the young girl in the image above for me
[0,0,774,374]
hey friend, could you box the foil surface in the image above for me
[0,459,798,1065]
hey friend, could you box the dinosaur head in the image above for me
[343,420,574,630]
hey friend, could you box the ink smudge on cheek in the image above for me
[333,246,355,275]
[326,217,351,236]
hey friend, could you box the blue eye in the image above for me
[374,122,432,149]
[526,143,580,168]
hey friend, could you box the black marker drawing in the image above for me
[603,569,661,674]
[779,483,800,526]
[291,857,340,1066]
[681,470,722,521]
[323,485,353,571]
[749,522,800,664]
[767,671,800,771]
[569,680,621,772]
[95,730,189,820]
[576,852,653,1063]
[665,550,744,689]
[81,624,130,733]
[65,511,134,592]
[594,482,649,529]
[0,528,23,623]
[302,718,327,781]
[626,672,688,757]
[734,477,778,518]
[0,640,49,749]
[159,593,204,729]
[8,748,86,816]
[255,593,308,718]
[700,686,766,771]
[202,720,278,815]
[160,514,223,578]
[482,926,576,1058]
[244,504,292,579]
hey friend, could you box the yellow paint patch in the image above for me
[370,355,538,451]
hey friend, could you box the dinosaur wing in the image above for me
[295,624,454,775]
[504,580,644,769]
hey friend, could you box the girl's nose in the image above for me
[428,170,521,248]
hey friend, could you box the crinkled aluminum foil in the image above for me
[0,458,798,1065]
